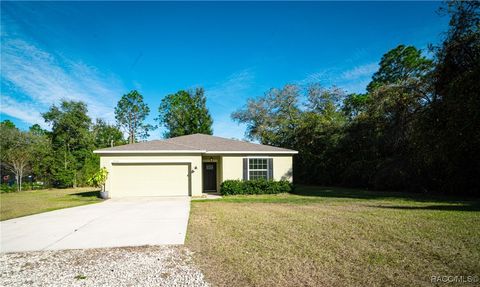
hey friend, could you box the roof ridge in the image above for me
[168,133,289,148]
[207,134,270,146]
[162,140,200,150]
[175,133,247,142]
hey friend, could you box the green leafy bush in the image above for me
[0,182,46,193]
[22,182,46,190]
[87,167,108,191]
[1,184,17,193]
[220,179,292,196]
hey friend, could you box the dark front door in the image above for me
[203,162,217,192]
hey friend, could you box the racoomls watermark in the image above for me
[431,275,479,284]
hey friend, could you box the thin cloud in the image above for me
[341,62,378,80]
[205,69,254,139]
[1,36,124,128]
[296,62,378,93]
[295,70,331,86]
[341,79,372,95]
[207,69,254,100]
[1,95,47,128]
[206,68,255,112]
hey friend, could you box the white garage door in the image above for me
[110,163,189,197]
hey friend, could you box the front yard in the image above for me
[1,185,479,286]
[0,188,102,221]
[187,186,480,286]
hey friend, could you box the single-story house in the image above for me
[93,134,298,198]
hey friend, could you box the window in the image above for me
[248,158,269,180]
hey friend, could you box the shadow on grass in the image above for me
[292,185,480,205]
[371,203,480,212]
[71,190,101,198]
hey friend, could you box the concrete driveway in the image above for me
[0,197,190,253]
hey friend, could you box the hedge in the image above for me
[1,182,46,193]
[220,179,293,195]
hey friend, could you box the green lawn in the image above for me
[0,187,102,221]
[186,186,480,287]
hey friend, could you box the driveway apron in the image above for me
[0,197,190,252]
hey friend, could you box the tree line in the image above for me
[1,89,213,190]
[232,1,479,195]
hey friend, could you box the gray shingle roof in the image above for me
[94,134,297,154]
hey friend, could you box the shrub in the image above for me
[1,184,16,193]
[87,167,108,191]
[0,182,46,193]
[220,179,292,196]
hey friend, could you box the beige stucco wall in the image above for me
[273,156,293,182]
[221,155,293,182]
[100,154,203,197]
[221,156,244,181]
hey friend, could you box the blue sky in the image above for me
[1,1,448,139]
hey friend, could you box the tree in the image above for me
[417,1,480,193]
[29,124,47,136]
[367,45,434,93]
[157,88,213,138]
[232,44,436,190]
[296,86,347,184]
[306,84,346,117]
[1,122,53,190]
[115,90,154,143]
[0,127,37,191]
[28,124,53,186]
[43,101,94,187]
[342,93,368,119]
[1,120,16,129]
[232,84,347,184]
[232,84,301,147]
[340,45,434,190]
[0,121,19,187]
[92,119,125,148]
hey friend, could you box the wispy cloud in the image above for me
[296,62,378,93]
[341,79,372,95]
[1,95,46,128]
[295,70,331,86]
[1,32,124,128]
[207,69,254,103]
[341,62,378,80]
[205,69,254,139]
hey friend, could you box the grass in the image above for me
[186,185,480,287]
[0,187,102,221]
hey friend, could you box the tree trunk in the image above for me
[19,169,23,192]
[73,170,77,188]
[128,111,134,144]
[15,173,20,192]
[64,145,67,169]
[132,113,137,143]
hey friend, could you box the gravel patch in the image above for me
[0,245,209,287]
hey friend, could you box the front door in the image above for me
[203,162,217,192]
